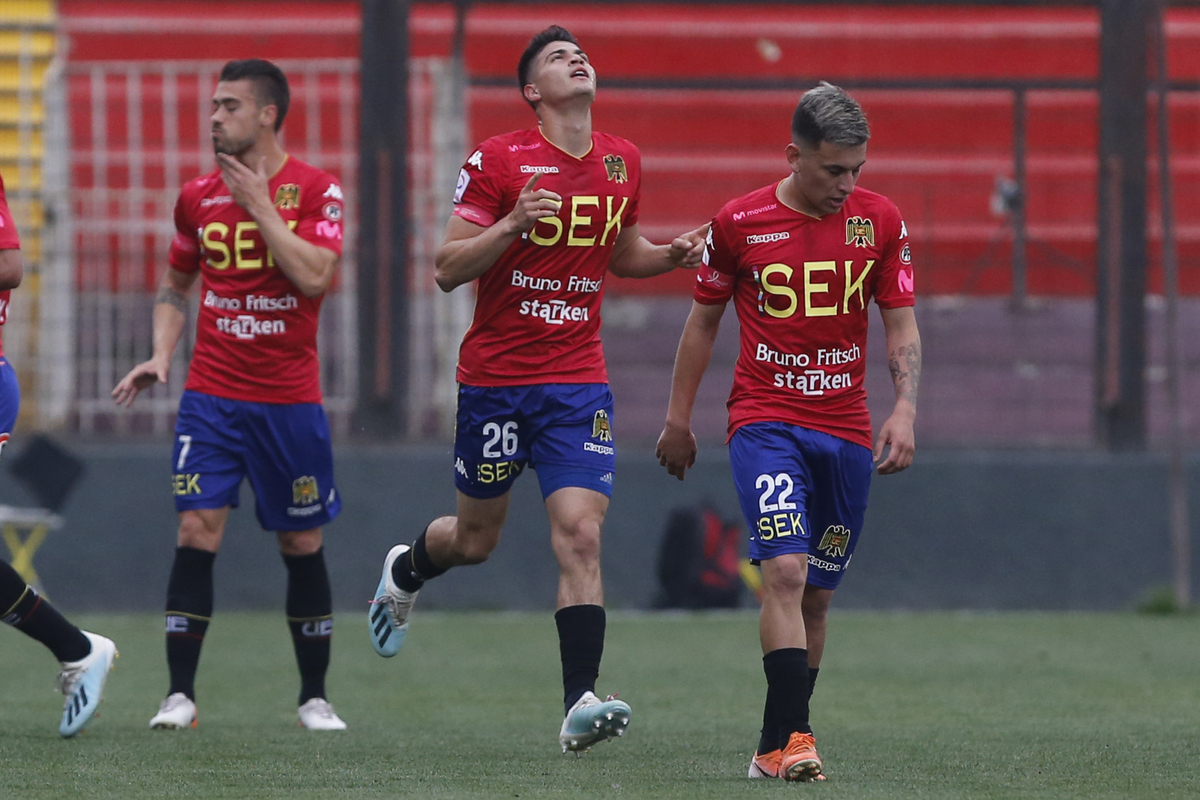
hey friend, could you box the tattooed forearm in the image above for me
[155,285,188,313]
[888,341,921,407]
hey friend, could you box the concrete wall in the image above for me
[2,443,1193,613]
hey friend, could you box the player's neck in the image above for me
[233,139,287,177]
[536,106,593,159]
[776,177,823,219]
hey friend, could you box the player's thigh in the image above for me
[239,401,341,533]
[172,391,246,518]
[0,357,18,459]
[527,383,616,501]
[453,384,533,500]
[729,421,814,564]
[798,429,873,591]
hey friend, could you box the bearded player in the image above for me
[113,59,347,731]
[368,26,706,752]
[656,82,921,781]
[0,174,118,737]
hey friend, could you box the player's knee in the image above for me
[450,520,500,565]
[278,528,322,556]
[552,516,602,565]
[177,511,224,551]
[761,553,808,597]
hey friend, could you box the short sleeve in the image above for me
[295,173,345,257]
[872,203,914,309]
[451,140,506,228]
[0,176,22,250]
[167,192,201,273]
[693,213,737,305]
[623,146,641,228]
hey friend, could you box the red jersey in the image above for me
[168,156,344,404]
[450,127,641,386]
[0,175,22,358]
[694,183,914,449]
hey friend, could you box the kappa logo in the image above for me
[292,476,320,505]
[846,216,875,248]
[592,409,613,442]
[323,183,344,200]
[274,183,300,210]
[200,195,233,207]
[520,165,559,174]
[455,457,468,478]
[746,232,790,244]
[899,220,908,239]
[467,149,484,170]
[603,154,628,184]
[818,525,851,558]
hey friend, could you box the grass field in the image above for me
[1,610,1198,799]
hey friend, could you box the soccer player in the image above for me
[112,59,347,731]
[0,174,117,738]
[368,26,706,752]
[655,83,921,781]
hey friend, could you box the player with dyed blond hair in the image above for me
[657,82,921,781]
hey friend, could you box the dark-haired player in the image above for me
[114,59,347,731]
[656,82,921,781]
[0,174,117,737]
[369,26,706,752]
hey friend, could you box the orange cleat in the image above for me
[780,731,825,782]
[748,748,782,779]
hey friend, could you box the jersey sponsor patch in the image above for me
[454,169,470,203]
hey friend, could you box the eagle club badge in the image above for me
[591,409,613,441]
[274,183,300,210]
[845,216,875,248]
[292,476,320,505]
[818,525,851,558]
[603,154,628,184]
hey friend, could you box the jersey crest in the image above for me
[603,154,628,184]
[845,216,875,248]
[274,183,300,210]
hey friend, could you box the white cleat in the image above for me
[558,691,632,753]
[57,631,118,738]
[298,697,347,730]
[368,544,419,657]
[149,692,197,729]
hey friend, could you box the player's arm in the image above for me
[112,267,198,407]
[656,300,727,481]
[874,304,921,475]
[434,174,560,292]
[606,222,708,279]
[216,154,338,297]
[0,248,22,290]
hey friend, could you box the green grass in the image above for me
[1,611,1198,799]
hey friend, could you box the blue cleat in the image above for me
[369,544,418,657]
[558,691,632,753]
[57,631,118,738]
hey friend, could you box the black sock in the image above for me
[763,647,811,742]
[284,549,333,705]
[164,547,215,701]
[1,560,90,662]
[555,604,606,713]
[392,528,447,593]
[757,686,780,755]
[808,666,820,702]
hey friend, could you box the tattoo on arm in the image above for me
[155,285,188,313]
[888,342,921,406]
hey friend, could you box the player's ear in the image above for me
[784,142,803,173]
[523,83,540,106]
[260,103,278,131]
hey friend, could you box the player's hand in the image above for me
[112,358,169,408]
[656,421,697,481]
[873,410,916,474]
[217,153,272,215]
[505,173,562,233]
[668,222,710,270]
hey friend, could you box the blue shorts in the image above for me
[454,383,616,501]
[172,390,341,532]
[0,358,17,458]
[729,421,872,590]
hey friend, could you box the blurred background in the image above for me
[0,0,1197,612]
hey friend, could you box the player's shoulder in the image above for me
[716,183,780,227]
[283,157,342,192]
[180,168,223,199]
[592,130,639,157]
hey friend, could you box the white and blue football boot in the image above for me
[369,544,418,657]
[558,691,632,753]
[57,631,118,738]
